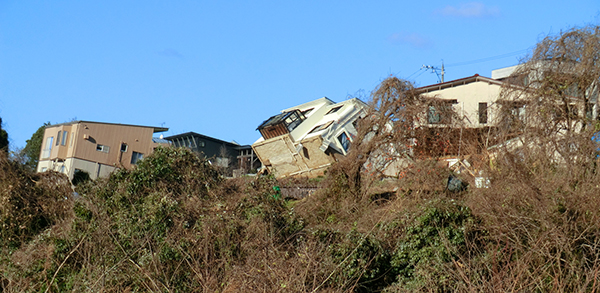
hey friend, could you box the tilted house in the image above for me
[252,97,368,178]
[37,121,168,180]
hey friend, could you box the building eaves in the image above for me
[47,120,168,133]
[164,131,240,147]
[416,74,504,93]
[281,97,336,113]
[152,138,171,144]
[233,144,253,150]
[256,111,295,130]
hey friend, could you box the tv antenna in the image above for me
[422,60,445,83]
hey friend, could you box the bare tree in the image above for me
[496,25,600,170]
[330,77,469,196]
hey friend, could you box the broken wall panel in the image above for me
[252,134,335,178]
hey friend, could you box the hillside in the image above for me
[3,25,600,293]
[1,141,600,292]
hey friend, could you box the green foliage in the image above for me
[390,200,476,290]
[330,229,394,292]
[73,202,92,222]
[0,118,8,152]
[21,122,49,171]
[0,147,310,292]
[108,146,221,198]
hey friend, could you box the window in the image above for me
[427,100,456,124]
[61,131,68,146]
[587,103,596,120]
[338,132,351,152]
[41,167,47,172]
[309,124,324,134]
[42,137,53,158]
[326,106,343,115]
[309,120,334,134]
[56,131,61,146]
[428,105,441,124]
[500,101,527,129]
[511,105,526,123]
[352,117,361,129]
[479,103,488,124]
[131,151,144,164]
[70,133,74,147]
[284,111,305,132]
[120,143,128,152]
[198,140,205,147]
[96,144,110,153]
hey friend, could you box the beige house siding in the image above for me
[252,134,335,178]
[71,123,157,168]
[37,121,167,180]
[418,75,504,128]
[37,157,118,180]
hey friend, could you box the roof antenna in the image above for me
[422,60,445,83]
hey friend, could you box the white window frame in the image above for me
[337,132,351,153]
[61,130,68,146]
[42,137,53,158]
[96,144,110,153]
[131,151,144,164]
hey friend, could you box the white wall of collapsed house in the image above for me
[252,97,368,178]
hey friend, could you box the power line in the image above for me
[445,49,529,67]
[403,48,529,82]
[405,68,423,79]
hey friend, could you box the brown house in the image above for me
[37,121,168,180]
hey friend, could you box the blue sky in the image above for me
[1,1,599,149]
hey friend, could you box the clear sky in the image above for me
[1,1,599,149]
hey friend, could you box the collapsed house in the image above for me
[252,97,368,178]
[252,73,524,179]
[253,61,600,180]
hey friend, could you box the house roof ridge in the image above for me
[416,74,504,92]
[163,131,240,147]
[47,120,168,133]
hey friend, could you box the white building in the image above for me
[252,97,368,178]
[416,74,506,128]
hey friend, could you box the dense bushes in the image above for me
[0,156,72,249]
[2,143,600,291]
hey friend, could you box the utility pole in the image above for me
[422,60,445,83]
[441,60,445,83]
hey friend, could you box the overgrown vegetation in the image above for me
[20,122,50,172]
[3,25,600,292]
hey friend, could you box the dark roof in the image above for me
[164,132,240,147]
[256,110,297,130]
[48,120,168,133]
[234,144,253,150]
[152,138,171,144]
